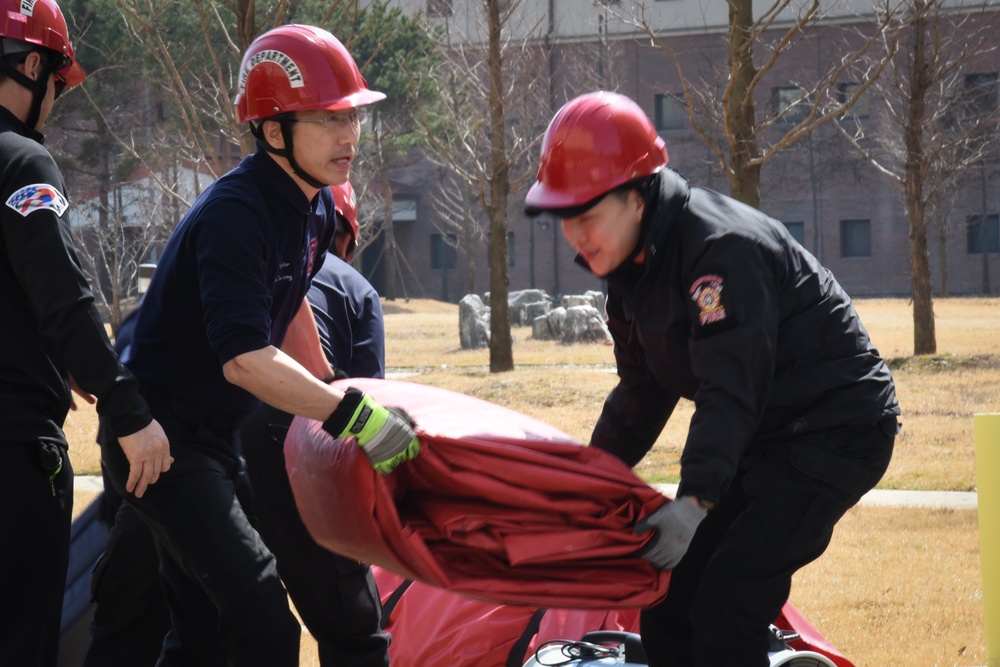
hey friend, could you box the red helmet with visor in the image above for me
[0,0,85,87]
[525,91,667,213]
[235,24,385,123]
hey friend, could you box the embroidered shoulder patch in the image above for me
[689,274,726,325]
[5,183,69,218]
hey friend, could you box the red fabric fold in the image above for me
[285,378,670,609]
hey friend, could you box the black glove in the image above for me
[634,498,707,570]
[321,368,350,383]
[322,388,420,474]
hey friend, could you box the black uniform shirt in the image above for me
[591,169,899,503]
[0,105,151,444]
[126,150,335,415]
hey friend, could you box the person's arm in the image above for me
[281,298,335,380]
[2,153,172,496]
[676,230,780,505]
[590,290,679,467]
[223,346,419,474]
[223,346,341,419]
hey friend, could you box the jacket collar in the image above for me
[247,150,315,216]
[0,104,45,144]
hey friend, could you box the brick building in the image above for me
[362,0,999,302]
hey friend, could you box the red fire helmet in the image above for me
[0,0,85,87]
[234,24,385,123]
[330,180,359,243]
[525,91,667,213]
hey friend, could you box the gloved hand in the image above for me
[634,497,707,570]
[322,387,421,474]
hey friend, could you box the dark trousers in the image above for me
[100,393,300,667]
[0,441,73,667]
[640,419,896,667]
[240,407,390,667]
[82,467,171,667]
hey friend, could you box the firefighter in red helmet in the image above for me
[91,25,416,667]
[239,179,389,665]
[526,91,898,667]
[1,1,172,665]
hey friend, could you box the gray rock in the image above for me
[459,294,491,349]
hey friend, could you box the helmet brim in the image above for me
[322,88,387,111]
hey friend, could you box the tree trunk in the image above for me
[905,5,937,355]
[934,198,948,296]
[726,0,762,209]
[486,0,513,372]
[379,166,398,301]
[461,180,477,296]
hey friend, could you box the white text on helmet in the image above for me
[239,49,304,92]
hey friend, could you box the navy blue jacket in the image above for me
[308,253,385,379]
[590,169,899,504]
[127,151,335,414]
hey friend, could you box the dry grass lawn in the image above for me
[65,296,998,666]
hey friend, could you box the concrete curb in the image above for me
[650,483,977,509]
[75,476,977,509]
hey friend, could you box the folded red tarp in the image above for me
[372,567,855,667]
[285,378,670,609]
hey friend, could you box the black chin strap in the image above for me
[0,53,59,131]
[250,120,329,190]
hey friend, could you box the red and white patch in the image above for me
[689,274,726,325]
[5,183,69,218]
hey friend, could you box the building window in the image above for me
[967,214,999,254]
[837,82,870,119]
[426,0,453,18]
[654,93,685,131]
[840,219,871,258]
[431,233,457,270]
[774,86,807,123]
[964,72,998,115]
[393,197,417,222]
[783,221,805,246]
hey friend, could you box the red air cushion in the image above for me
[285,378,669,609]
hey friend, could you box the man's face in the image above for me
[560,190,645,277]
[287,107,362,187]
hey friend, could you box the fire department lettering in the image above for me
[689,274,726,326]
[239,49,304,91]
[5,183,69,218]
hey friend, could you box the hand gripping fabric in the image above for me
[286,378,671,609]
[634,497,707,570]
[322,388,420,474]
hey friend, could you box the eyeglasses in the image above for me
[289,109,366,132]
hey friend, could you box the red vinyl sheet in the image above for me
[285,378,670,609]
[372,567,855,667]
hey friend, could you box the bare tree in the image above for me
[428,167,485,299]
[623,0,903,209]
[836,0,999,354]
[410,0,561,372]
[71,164,210,328]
